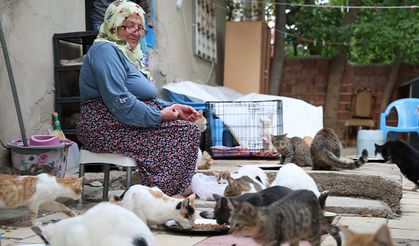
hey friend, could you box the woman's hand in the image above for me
[161,105,180,121]
[172,104,199,122]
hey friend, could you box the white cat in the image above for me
[0,173,82,225]
[231,165,270,188]
[112,184,196,229]
[271,163,320,197]
[31,202,154,246]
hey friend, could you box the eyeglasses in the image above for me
[121,25,147,36]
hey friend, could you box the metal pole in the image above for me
[0,20,28,146]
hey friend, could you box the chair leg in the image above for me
[126,166,133,189]
[103,164,110,201]
[76,164,85,210]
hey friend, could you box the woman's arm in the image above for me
[88,43,162,126]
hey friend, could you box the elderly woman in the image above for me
[77,0,201,196]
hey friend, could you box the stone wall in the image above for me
[279,57,419,139]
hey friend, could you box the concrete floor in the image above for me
[1,148,419,246]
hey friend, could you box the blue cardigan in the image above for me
[79,42,171,126]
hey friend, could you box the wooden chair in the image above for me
[344,88,375,146]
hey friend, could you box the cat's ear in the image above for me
[212,194,222,201]
[374,225,392,245]
[197,110,203,115]
[226,198,240,211]
[339,225,355,239]
[31,225,49,244]
[187,193,196,206]
[374,143,382,155]
[241,201,257,218]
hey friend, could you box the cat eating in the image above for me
[32,202,155,246]
[375,140,419,191]
[311,127,368,170]
[111,184,196,229]
[200,186,293,225]
[227,189,341,246]
[0,173,83,225]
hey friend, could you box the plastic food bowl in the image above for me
[29,135,61,147]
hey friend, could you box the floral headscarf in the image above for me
[95,0,151,79]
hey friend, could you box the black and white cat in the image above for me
[375,140,419,191]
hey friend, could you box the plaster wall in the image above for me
[152,0,224,87]
[0,0,85,166]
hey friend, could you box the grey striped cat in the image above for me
[271,134,312,167]
[311,128,368,170]
[227,189,341,246]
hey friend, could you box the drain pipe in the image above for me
[0,20,28,146]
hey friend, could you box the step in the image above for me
[325,196,393,218]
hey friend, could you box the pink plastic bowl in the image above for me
[29,135,61,147]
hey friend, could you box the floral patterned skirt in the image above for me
[76,98,200,195]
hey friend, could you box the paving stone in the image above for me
[338,216,387,234]
[2,227,35,240]
[36,212,69,224]
[390,228,419,241]
[400,204,419,213]
[153,231,207,246]
[388,217,419,231]
[326,196,393,218]
[16,234,45,244]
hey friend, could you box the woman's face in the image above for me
[117,14,146,49]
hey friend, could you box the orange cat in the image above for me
[341,224,394,246]
[0,173,83,224]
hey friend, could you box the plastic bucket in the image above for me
[356,130,385,158]
[8,139,72,177]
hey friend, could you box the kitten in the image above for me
[228,189,341,246]
[311,128,368,170]
[32,202,155,246]
[375,140,419,191]
[224,175,264,197]
[0,173,82,224]
[196,151,213,170]
[271,134,312,167]
[201,186,293,225]
[194,110,207,132]
[260,115,274,150]
[230,166,270,188]
[111,184,196,229]
[214,171,231,184]
[340,224,393,246]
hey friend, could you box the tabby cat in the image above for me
[224,175,264,197]
[311,127,368,170]
[203,186,293,225]
[271,134,312,167]
[375,140,419,191]
[228,189,341,246]
[0,173,83,224]
[340,224,393,246]
[32,202,155,246]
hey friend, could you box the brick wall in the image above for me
[279,57,419,140]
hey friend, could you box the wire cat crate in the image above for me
[206,100,283,158]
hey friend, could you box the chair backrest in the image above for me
[393,98,419,128]
[353,88,373,118]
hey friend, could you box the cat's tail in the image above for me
[324,149,368,170]
[327,224,342,246]
[109,189,129,204]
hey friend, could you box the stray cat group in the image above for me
[3,125,408,245]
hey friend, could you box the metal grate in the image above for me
[206,100,283,158]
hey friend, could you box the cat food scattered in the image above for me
[192,223,229,231]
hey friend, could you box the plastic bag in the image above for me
[191,173,227,200]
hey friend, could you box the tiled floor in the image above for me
[1,153,419,246]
